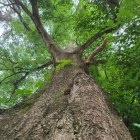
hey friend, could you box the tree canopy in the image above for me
[0,0,140,139]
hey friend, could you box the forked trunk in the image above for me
[0,65,132,140]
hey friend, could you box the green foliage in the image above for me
[56,60,73,72]
[16,89,32,96]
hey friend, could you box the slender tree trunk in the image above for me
[0,65,133,140]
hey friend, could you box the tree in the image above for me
[0,0,137,139]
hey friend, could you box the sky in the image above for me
[0,24,4,36]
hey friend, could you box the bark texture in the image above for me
[0,66,133,140]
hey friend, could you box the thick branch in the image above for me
[85,38,108,63]
[75,27,117,53]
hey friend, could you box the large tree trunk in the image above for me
[0,1,133,139]
[0,65,132,140]
[0,0,132,140]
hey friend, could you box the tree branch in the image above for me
[34,60,53,71]
[14,0,32,17]
[0,60,53,84]
[0,71,26,84]
[11,4,31,31]
[28,0,52,45]
[75,27,117,53]
[85,38,108,63]
[8,71,29,102]
[12,0,60,55]
[0,60,53,101]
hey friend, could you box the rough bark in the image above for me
[0,65,133,140]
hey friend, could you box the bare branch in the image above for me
[85,38,108,63]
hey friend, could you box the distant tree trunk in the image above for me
[0,65,133,140]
